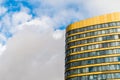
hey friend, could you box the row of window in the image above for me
[66,73,120,80]
[65,48,120,62]
[65,57,120,69]
[66,21,120,37]
[66,41,120,55]
[66,28,120,42]
[65,64,120,77]
[66,34,120,49]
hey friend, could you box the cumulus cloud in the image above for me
[0,44,6,55]
[31,0,84,28]
[12,11,32,26]
[0,26,65,80]
[53,30,64,40]
[83,0,120,16]
[0,5,33,39]
[1,0,120,80]
[0,7,7,16]
[25,0,120,19]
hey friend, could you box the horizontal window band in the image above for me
[66,78,120,80]
[66,62,120,71]
[67,39,120,50]
[66,54,120,64]
[65,70,120,79]
[67,32,120,44]
[66,46,120,57]
[66,34,120,49]
[66,21,120,35]
[67,26,120,38]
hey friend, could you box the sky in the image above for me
[0,0,120,80]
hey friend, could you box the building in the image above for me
[65,12,120,80]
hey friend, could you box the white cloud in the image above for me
[0,5,33,35]
[0,26,65,80]
[0,44,6,55]
[52,9,84,28]
[29,0,82,8]
[12,11,32,27]
[53,30,64,40]
[32,0,84,28]
[0,0,4,4]
[17,16,54,33]
[0,7,7,16]
[1,0,120,80]
[26,0,120,19]
[83,0,120,16]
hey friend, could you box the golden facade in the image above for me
[65,12,120,80]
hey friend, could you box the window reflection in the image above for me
[67,73,120,80]
[66,41,120,55]
[66,48,120,62]
[66,21,120,36]
[66,28,119,42]
[66,21,120,80]
[66,56,120,69]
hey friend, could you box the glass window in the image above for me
[117,28,120,32]
[97,24,101,28]
[98,37,102,41]
[94,25,98,29]
[116,49,120,53]
[108,23,113,26]
[118,57,120,61]
[104,23,109,27]
[114,35,119,39]
[116,22,120,26]
[101,24,105,28]
[112,22,117,26]
[89,67,94,72]
[86,32,91,37]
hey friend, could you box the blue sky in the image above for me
[0,0,87,45]
[0,0,120,80]
[2,0,117,46]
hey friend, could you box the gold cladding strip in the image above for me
[66,70,120,79]
[66,12,120,32]
[107,78,120,80]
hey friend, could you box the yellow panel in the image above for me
[65,12,120,80]
[66,12,120,32]
[66,70,120,79]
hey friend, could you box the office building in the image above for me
[65,12,120,80]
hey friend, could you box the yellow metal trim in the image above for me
[66,12,120,32]
[66,54,120,64]
[65,79,120,80]
[108,79,120,80]
[66,70,120,79]
[67,26,120,38]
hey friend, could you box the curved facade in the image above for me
[65,12,120,80]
